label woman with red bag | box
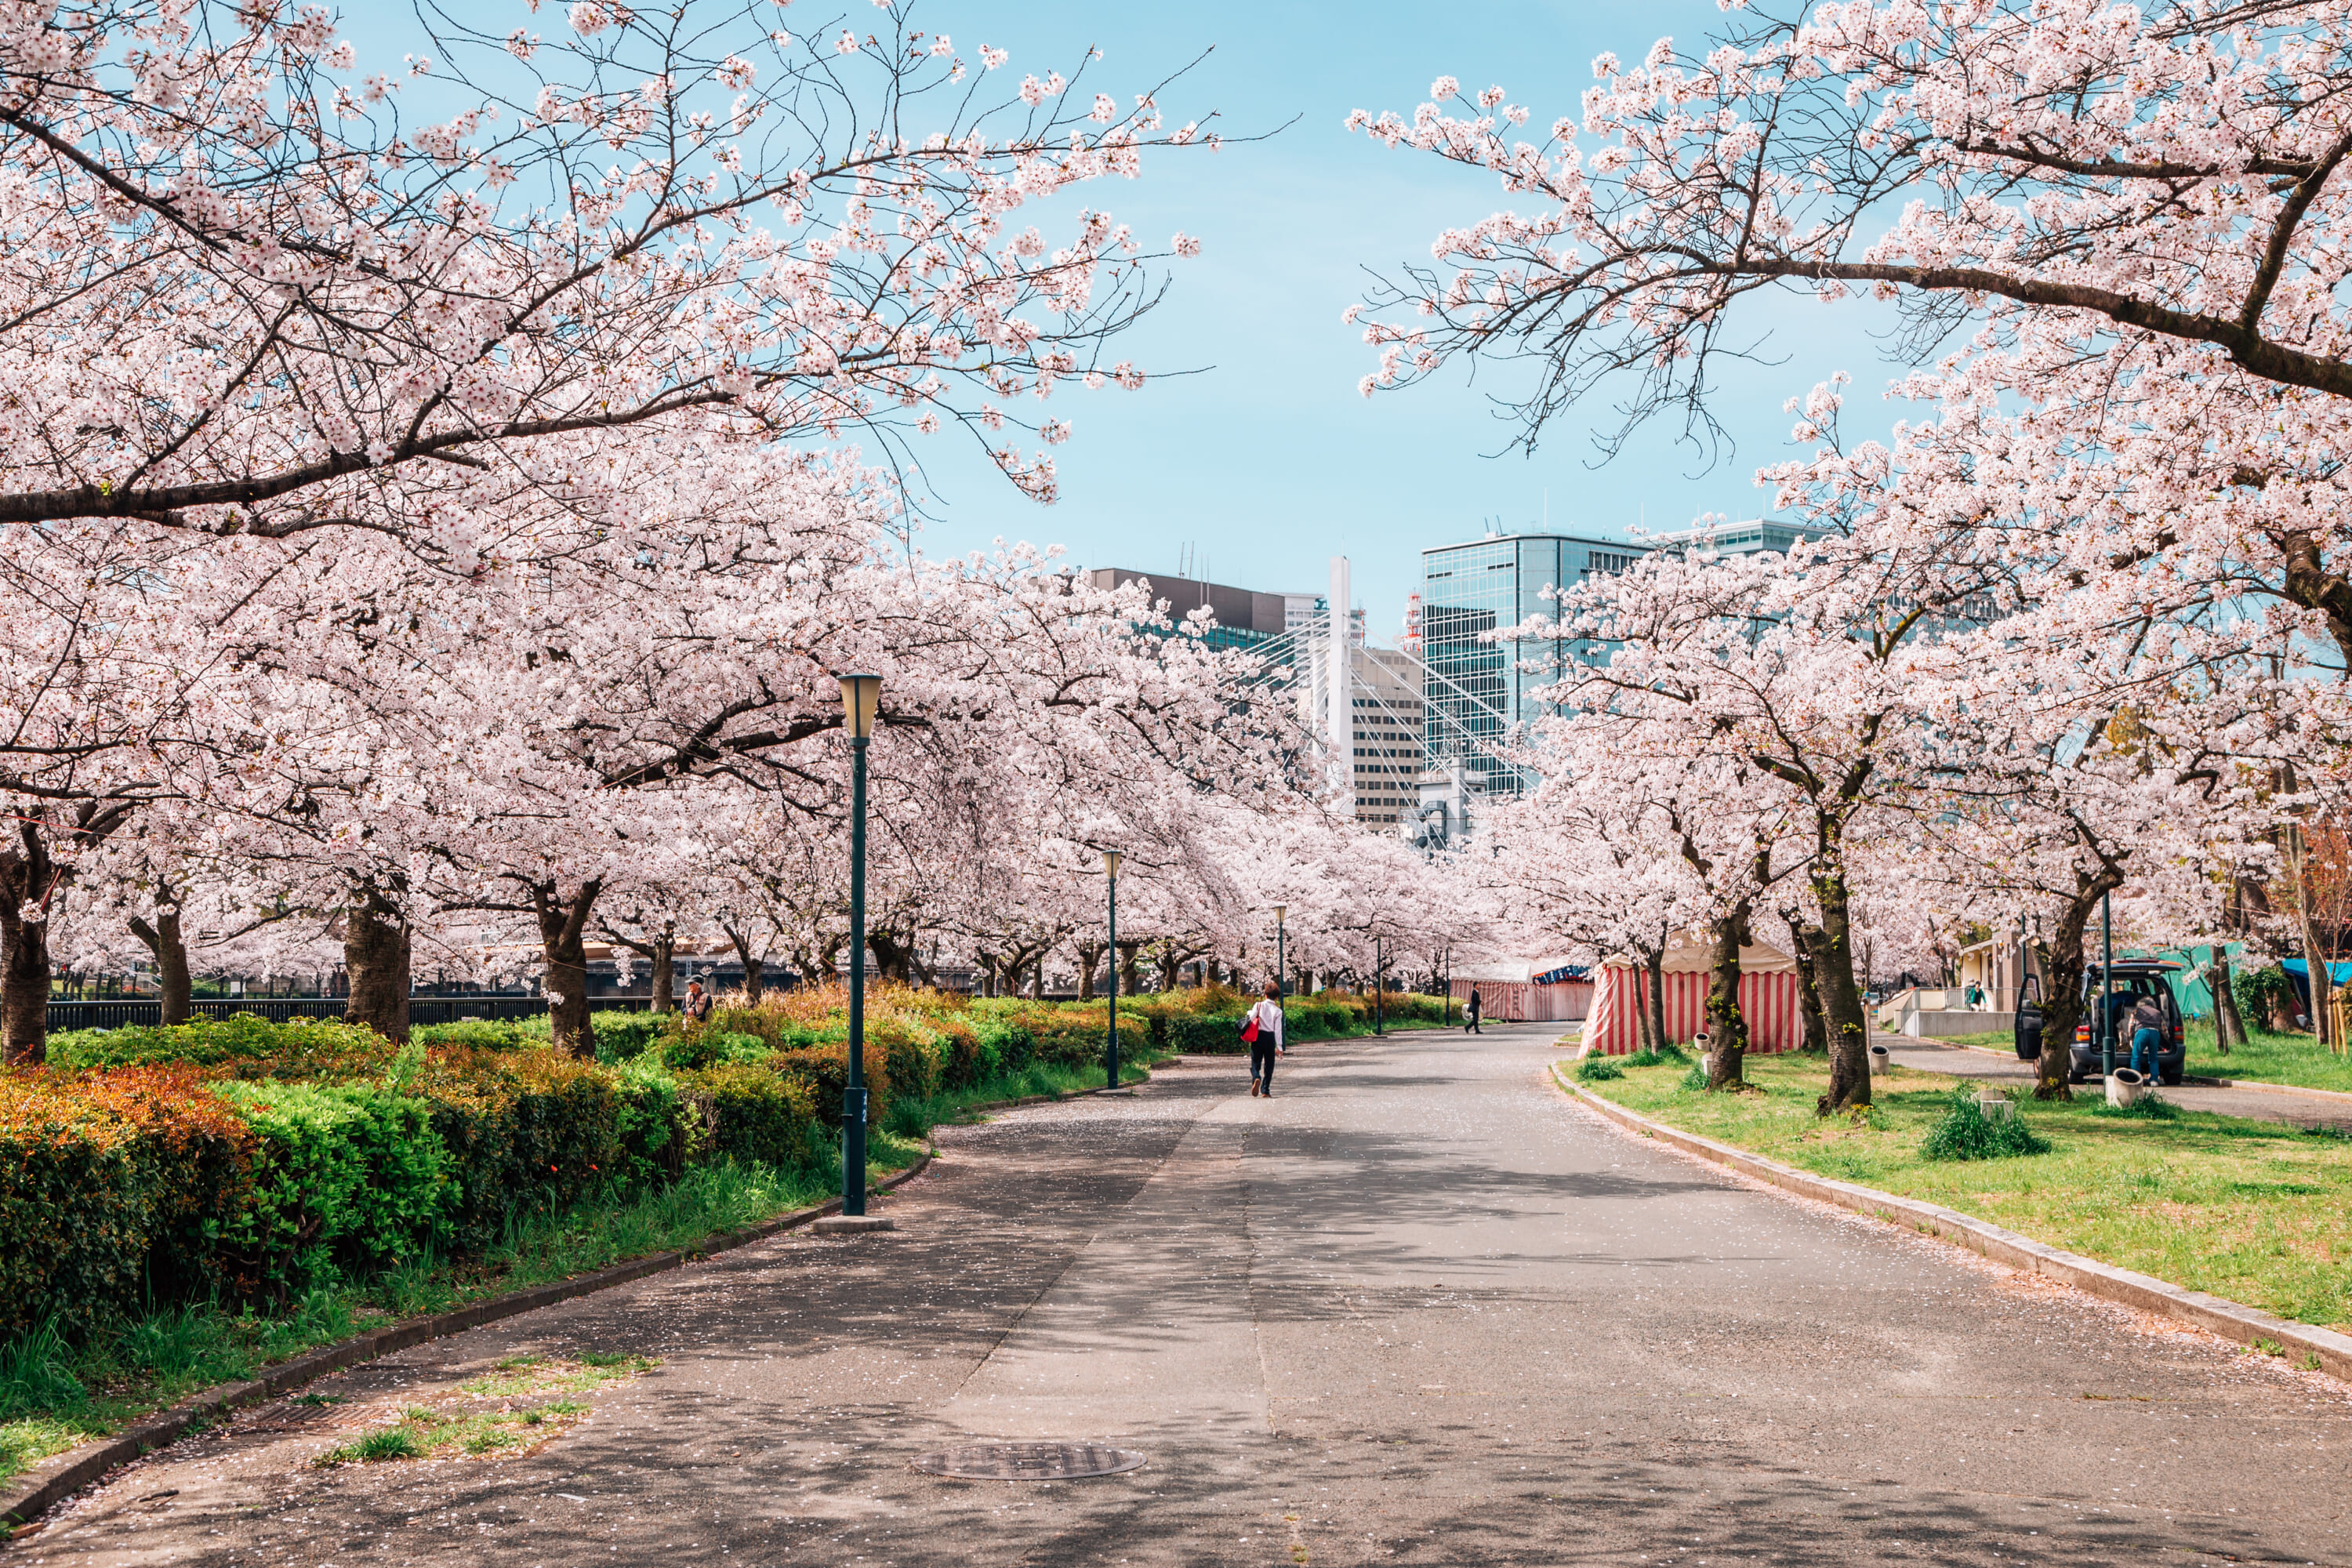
[1243,981,1286,1098]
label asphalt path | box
[19,1022,2352,1566]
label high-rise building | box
[1082,567,1294,652]
[1650,520,1819,556]
[1418,532,1641,790]
[1349,647,1424,829]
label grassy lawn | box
[1572,1053,2352,1330]
[1918,1020,2352,1095]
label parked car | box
[2013,961,2186,1084]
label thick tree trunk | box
[1074,940,1103,1003]
[2208,959,2245,1053]
[1811,867,1874,1112]
[650,924,675,1014]
[341,887,411,1043]
[1787,918,1829,1056]
[1703,905,1752,1090]
[2034,871,2122,1100]
[129,891,192,1027]
[535,880,604,1058]
[1643,946,1668,1056]
[1117,940,1142,996]
[0,826,60,1065]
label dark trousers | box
[2129,1026,2163,1079]
[1250,1040,1279,1088]
[1465,1014,1481,1034]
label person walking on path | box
[1245,982,1286,1098]
[2128,993,2167,1080]
[1465,986,1483,1035]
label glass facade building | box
[1420,533,1641,789]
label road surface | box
[19,1022,2352,1566]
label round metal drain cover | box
[911,1442,1147,1480]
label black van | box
[2013,961,2186,1085]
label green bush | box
[661,1030,770,1072]
[679,1063,822,1168]
[45,1014,397,1081]
[589,1011,666,1059]
[209,1082,448,1292]
[416,1048,626,1250]
[412,1020,532,1051]
[1921,1089,2053,1161]
[770,1044,891,1131]
[2232,964,2297,1027]
[1167,1014,1248,1054]
[1576,1055,1625,1081]
[0,1068,254,1334]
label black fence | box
[44,995,656,1032]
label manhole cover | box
[910,1442,1147,1480]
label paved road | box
[20,1023,2352,1566]
[1879,1036,2352,1132]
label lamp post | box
[1373,935,1385,1036]
[1102,849,1123,1091]
[2100,888,2115,1082]
[1273,906,1287,1000]
[838,673,880,1219]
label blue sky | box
[353,2,1909,637]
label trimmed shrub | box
[209,1082,448,1292]
[869,1017,943,1103]
[416,1047,626,1250]
[1921,1089,2053,1161]
[1167,1015,1248,1054]
[45,1014,397,1081]
[771,1044,892,1131]
[412,1020,532,1051]
[680,1063,822,1168]
[662,1030,769,1072]
[0,1067,255,1334]
[590,1010,666,1059]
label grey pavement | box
[18,1022,2352,1566]
[1879,1036,2352,1131]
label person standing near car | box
[2128,993,2167,1081]
[1245,982,1286,1098]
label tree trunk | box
[1074,940,1103,1003]
[341,887,412,1042]
[722,923,764,1001]
[1787,917,1829,1056]
[1810,866,1874,1111]
[2034,871,2122,1100]
[1117,939,1143,996]
[650,924,675,1014]
[1642,946,1668,1057]
[0,825,60,1065]
[1703,904,1752,1090]
[2208,958,2245,1053]
[535,880,604,1058]
[129,891,192,1027]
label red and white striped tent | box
[1582,933,1805,1056]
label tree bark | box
[0,825,60,1064]
[1643,946,1668,1056]
[722,922,764,1001]
[2208,958,2245,1054]
[341,885,412,1043]
[1703,904,1752,1090]
[1074,940,1103,1003]
[535,880,604,1058]
[1810,864,1875,1111]
[1787,917,1829,1056]
[649,924,675,1013]
[1117,940,1142,996]
[128,888,191,1027]
[2034,867,2123,1100]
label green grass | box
[1573,1054,2352,1329]
[315,1355,652,1468]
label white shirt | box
[1246,998,1285,1048]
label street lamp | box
[1102,849,1123,1091]
[837,672,880,1221]
[1373,935,1385,1036]
[2100,887,2114,1083]
[1273,906,1287,1000]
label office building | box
[1082,567,1297,652]
[1650,520,1819,556]
[1418,532,1642,790]
[1350,646,1424,828]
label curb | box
[1548,1063,2352,1386]
[0,1152,933,1534]
[1911,1036,2352,1108]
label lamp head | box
[1102,848,1123,880]
[1273,904,1287,924]
[836,673,882,740]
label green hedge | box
[209,1082,448,1293]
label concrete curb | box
[0,1152,933,1535]
[1923,1036,2352,1107]
[1548,1063,2352,1386]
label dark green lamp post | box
[1274,905,1287,1000]
[1102,848,1123,1090]
[838,672,880,1219]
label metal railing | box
[43,995,656,1031]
